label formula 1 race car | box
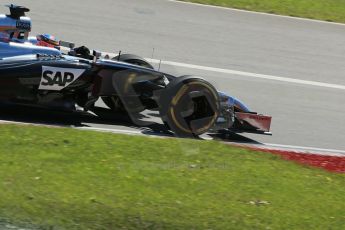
[0,5,271,137]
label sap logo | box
[39,66,86,91]
[41,71,74,86]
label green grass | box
[182,0,345,23]
[0,124,344,229]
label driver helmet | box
[36,34,59,48]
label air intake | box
[5,4,30,19]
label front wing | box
[234,112,272,135]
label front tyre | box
[158,76,219,137]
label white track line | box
[72,127,345,156]
[105,53,345,90]
[168,0,345,27]
[145,58,345,91]
[76,126,345,156]
[265,143,345,154]
[77,126,142,135]
[230,143,345,157]
[262,143,345,156]
[1,119,344,156]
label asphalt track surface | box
[2,0,345,151]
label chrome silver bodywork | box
[0,41,61,59]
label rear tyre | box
[112,54,154,69]
[102,54,154,113]
[158,76,219,137]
